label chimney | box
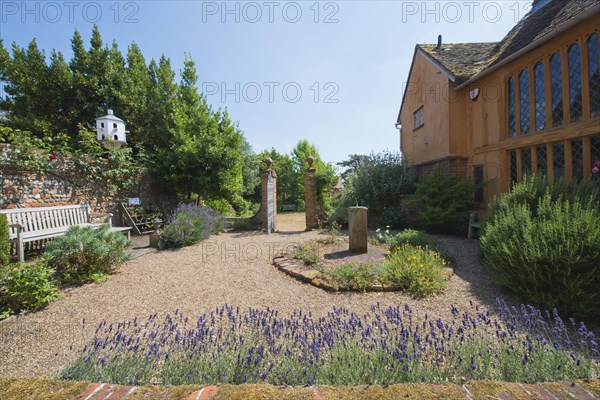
[437,35,442,50]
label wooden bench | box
[468,212,481,239]
[0,204,132,262]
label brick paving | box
[0,378,598,400]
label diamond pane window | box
[592,136,600,184]
[568,43,583,122]
[510,150,518,186]
[534,62,546,131]
[508,77,516,137]
[550,53,563,126]
[553,142,565,179]
[413,107,424,129]
[521,148,532,178]
[519,70,530,134]
[588,33,600,117]
[571,139,583,181]
[473,165,484,203]
[536,145,548,177]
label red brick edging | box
[0,378,598,400]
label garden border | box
[273,253,424,292]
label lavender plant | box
[159,204,225,249]
[59,300,598,386]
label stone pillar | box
[348,206,368,253]
[304,156,319,231]
[260,158,277,231]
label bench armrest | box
[8,223,23,231]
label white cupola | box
[95,109,127,148]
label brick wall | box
[415,156,469,179]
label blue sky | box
[0,1,530,164]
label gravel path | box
[0,230,515,379]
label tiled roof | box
[485,0,598,69]
[417,0,598,83]
[418,43,497,82]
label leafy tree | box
[259,148,296,208]
[0,25,252,206]
[291,139,337,211]
[150,56,244,201]
[0,39,50,136]
[121,43,151,149]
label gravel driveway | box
[0,230,514,378]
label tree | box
[291,139,337,211]
[0,39,51,136]
[121,43,151,149]
[150,56,245,202]
[0,25,253,207]
[259,148,295,208]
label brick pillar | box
[260,159,277,231]
[304,158,319,231]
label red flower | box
[594,161,600,169]
[49,154,57,160]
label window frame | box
[413,107,424,130]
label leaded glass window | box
[508,77,516,137]
[414,107,424,129]
[571,139,583,181]
[534,62,546,131]
[553,142,565,179]
[473,165,484,203]
[592,136,600,184]
[568,43,583,122]
[536,145,548,177]
[550,53,563,126]
[520,148,532,178]
[519,69,530,134]
[588,33,600,117]
[510,150,517,186]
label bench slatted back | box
[0,205,91,238]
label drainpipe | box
[395,122,403,159]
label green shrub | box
[205,198,234,216]
[230,218,258,231]
[326,206,348,227]
[409,169,474,235]
[0,214,9,266]
[46,225,131,284]
[327,261,381,290]
[480,178,600,318]
[329,152,415,225]
[382,244,449,296]
[293,244,320,265]
[380,206,406,228]
[485,175,599,223]
[0,261,57,318]
[159,203,225,249]
[388,229,453,263]
[230,194,256,217]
